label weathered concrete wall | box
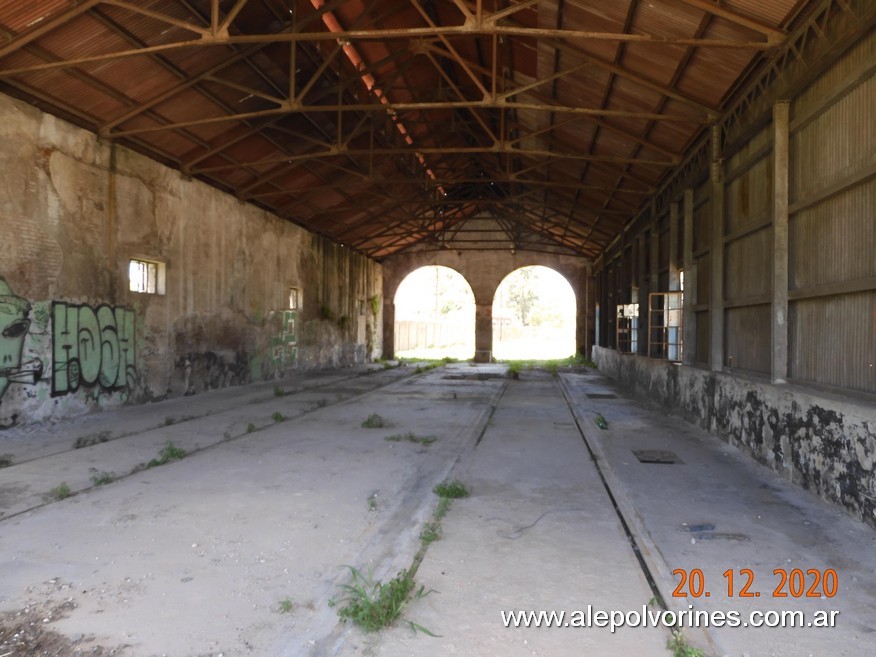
[593,347,876,527]
[381,248,593,360]
[0,92,381,428]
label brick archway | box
[381,250,593,361]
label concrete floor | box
[1,363,874,657]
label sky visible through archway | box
[493,266,576,360]
[394,266,475,360]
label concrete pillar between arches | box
[474,302,493,363]
[382,301,395,360]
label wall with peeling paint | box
[0,92,381,428]
[593,347,876,527]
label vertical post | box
[636,234,647,354]
[710,124,725,372]
[474,301,493,362]
[772,101,790,383]
[649,220,659,357]
[382,299,395,360]
[580,269,591,356]
[668,202,679,291]
[682,189,697,365]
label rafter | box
[672,0,787,43]
[0,0,102,60]
[0,23,775,80]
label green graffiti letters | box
[52,302,136,396]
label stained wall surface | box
[0,93,382,428]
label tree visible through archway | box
[394,266,475,359]
[492,266,576,360]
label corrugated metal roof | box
[0,0,814,258]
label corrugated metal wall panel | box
[789,291,876,393]
[696,253,711,305]
[725,305,771,374]
[696,311,710,364]
[790,73,876,203]
[725,155,773,233]
[725,228,771,300]
[693,197,711,253]
[659,229,669,273]
[790,178,876,290]
[793,33,876,124]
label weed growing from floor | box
[164,416,175,426]
[361,413,386,428]
[434,496,453,520]
[0,454,12,468]
[278,598,295,614]
[367,492,379,511]
[331,567,433,634]
[246,422,256,433]
[667,631,705,657]
[89,469,115,486]
[274,386,286,397]
[272,411,285,423]
[146,440,186,468]
[419,521,442,546]
[433,480,469,499]
[384,432,436,446]
[49,482,71,500]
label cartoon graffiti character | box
[0,276,43,403]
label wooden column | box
[772,101,790,383]
[636,234,647,354]
[669,202,680,291]
[682,189,697,365]
[709,124,725,372]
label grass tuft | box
[384,432,436,446]
[89,469,115,486]
[272,411,285,423]
[246,422,256,433]
[147,440,186,468]
[361,413,387,429]
[667,631,706,657]
[274,385,286,397]
[49,482,71,500]
[331,567,433,634]
[419,521,442,546]
[434,496,453,520]
[433,479,469,499]
[278,598,295,614]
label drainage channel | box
[556,375,722,656]
[554,376,668,608]
[3,367,410,470]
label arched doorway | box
[394,266,475,359]
[492,266,576,360]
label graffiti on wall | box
[52,301,136,396]
[270,310,298,369]
[0,277,43,404]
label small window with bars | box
[129,258,164,295]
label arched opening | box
[393,266,475,359]
[492,266,576,360]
